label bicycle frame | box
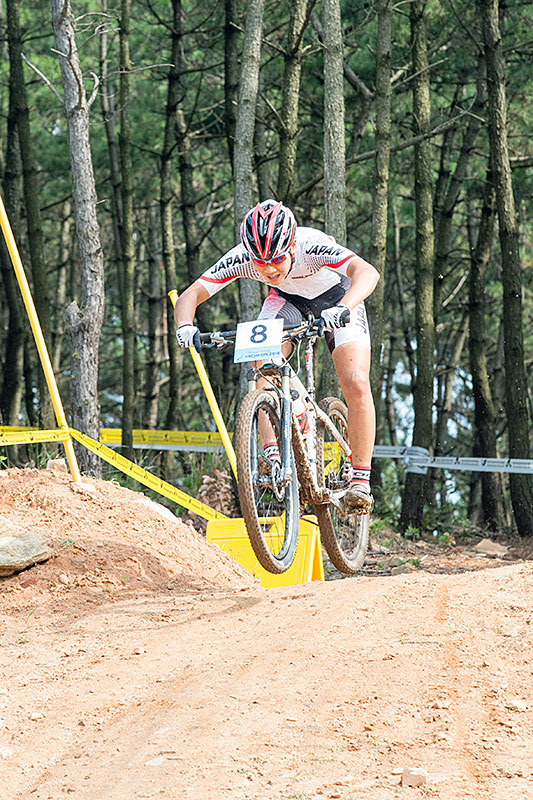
[246,326,352,508]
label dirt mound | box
[0,467,256,612]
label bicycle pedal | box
[321,488,346,514]
[348,507,372,517]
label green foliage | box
[403,525,421,541]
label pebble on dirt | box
[401,766,428,786]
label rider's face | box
[252,247,293,285]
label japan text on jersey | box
[198,227,357,300]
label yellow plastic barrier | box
[206,515,324,587]
[69,429,227,522]
[0,428,71,446]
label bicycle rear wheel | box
[315,397,369,575]
[234,389,300,573]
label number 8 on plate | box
[233,318,284,364]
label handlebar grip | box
[339,307,351,327]
[193,330,203,352]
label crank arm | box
[317,487,347,514]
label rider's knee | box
[342,370,371,401]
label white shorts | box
[259,286,371,352]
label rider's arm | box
[174,281,210,327]
[341,255,380,310]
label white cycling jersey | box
[198,227,356,299]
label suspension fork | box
[303,338,318,478]
[280,364,293,481]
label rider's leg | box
[332,341,375,511]
[255,340,293,462]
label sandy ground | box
[1,468,532,800]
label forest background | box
[0,0,531,536]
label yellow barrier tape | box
[69,429,227,521]
[0,428,71,446]
[100,428,232,447]
[0,426,39,433]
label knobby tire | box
[234,389,300,574]
[315,397,369,574]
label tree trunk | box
[7,0,53,428]
[143,204,163,429]
[322,0,346,244]
[234,0,264,309]
[433,62,486,318]
[52,200,71,375]
[468,170,506,530]
[400,0,435,533]
[434,315,468,461]
[318,0,346,401]
[365,0,392,491]
[432,84,463,224]
[277,0,308,205]
[160,0,186,477]
[23,337,36,427]
[254,74,272,199]
[119,0,136,462]
[392,202,415,386]
[0,236,24,429]
[51,0,105,477]
[0,87,25,431]
[480,0,533,535]
[224,0,240,168]
[99,0,123,271]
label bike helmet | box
[240,199,297,261]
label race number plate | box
[233,318,283,364]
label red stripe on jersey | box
[199,275,236,284]
[326,254,354,269]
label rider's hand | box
[176,324,199,348]
[319,305,350,331]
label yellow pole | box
[0,194,82,482]
[168,290,237,479]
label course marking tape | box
[0,426,39,433]
[69,429,227,521]
[0,428,71,446]
[100,428,231,447]
[3,426,532,475]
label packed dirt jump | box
[1,467,532,800]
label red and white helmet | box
[240,199,297,261]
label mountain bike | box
[196,315,370,575]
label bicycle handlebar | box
[195,309,351,351]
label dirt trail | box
[1,469,532,800]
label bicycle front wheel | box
[315,397,369,575]
[234,389,300,574]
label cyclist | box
[174,199,379,513]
